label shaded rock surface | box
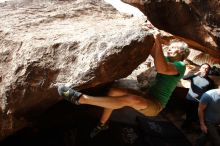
[0,100,192,146]
[0,0,154,138]
[123,0,220,57]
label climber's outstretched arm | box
[153,34,179,75]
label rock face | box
[123,0,220,57]
[0,0,154,138]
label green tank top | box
[148,61,186,107]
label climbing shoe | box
[90,122,109,138]
[58,85,82,105]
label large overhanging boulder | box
[123,0,220,57]
[0,0,154,139]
